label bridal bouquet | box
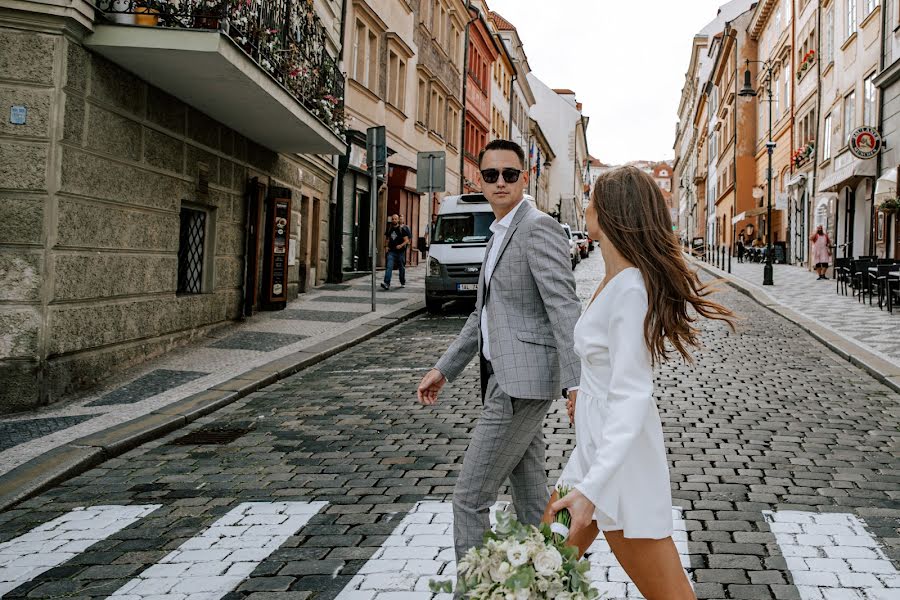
[431,486,600,599]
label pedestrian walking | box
[810,225,832,280]
[416,139,581,567]
[547,166,735,599]
[381,214,410,290]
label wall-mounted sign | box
[848,126,882,160]
[262,191,292,308]
[9,106,26,125]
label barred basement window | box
[177,207,207,294]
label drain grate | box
[168,425,254,446]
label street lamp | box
[739,59,778,286]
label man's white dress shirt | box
[481,199,525,361]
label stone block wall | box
[0,19,335,412]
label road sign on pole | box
[416,151,446,193]
[367,126,386,312]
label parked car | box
[425,193,536,313]
[572,231,590,258]
[561,224,580,269]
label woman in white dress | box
[545,166,734,600]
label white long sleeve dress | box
[558,267,674,539]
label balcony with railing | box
[87,0,346,154]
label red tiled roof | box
[489,11,516,31]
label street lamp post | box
[739,60,777,286]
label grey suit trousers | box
[452,372,552,562]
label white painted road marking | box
[0,504,161,597]
[765,510,900,600]
[108,501,327,600]
[334,502,692,600]
[585,507,692,599]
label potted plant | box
[878,197,900,214]
[193,0,224,29]
[134,0,161,26]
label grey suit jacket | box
[434,200,581,400]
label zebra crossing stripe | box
[585,507,692,599]
[0,504,161,597]
[764,510,900,600]
[334,502,692,600]
[108,501,327,599]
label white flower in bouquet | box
[429,487,600,599]
[505,542,529,567]
[533,546,563,576]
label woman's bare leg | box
[603,530,695,600]
[541,491,600,558]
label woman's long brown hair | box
[591,166,735,364]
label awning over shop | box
[732,206,772,225]
[818,157,877,191]
[786,173,808,188]
[815,192,837,210]
[875,170,897,203]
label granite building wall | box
[0,21,335,412]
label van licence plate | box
[457,284,478,291]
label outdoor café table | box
[888,272,900,312]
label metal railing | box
[95,0,346,135]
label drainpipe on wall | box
[875,0,888,257]
[810,0,823,268]
[326,0,352,284]
[460,1,476,193]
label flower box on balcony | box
[792,141,815,168]
[796,50,816,81]
[89,0,347,153]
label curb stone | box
[688,255,900,395]
[0,301,427,512]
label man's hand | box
[566,389,578,426]
[548,488,595,540]
[417,369,447,405]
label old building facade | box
[0,0,346,411]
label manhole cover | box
[168,426,254,446]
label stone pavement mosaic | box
[0,415,96,453]
[0,266,429,479]
[0,254,894,599]
[712,260,900,368]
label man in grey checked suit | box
[417,139,581,562]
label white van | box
[426,193,534,313]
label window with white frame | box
[447,104,459,147]
[417,75,428,125]
[843,90,856,142]
[865,0,878,17]
[825,7,834,63]
[847,0,857,38]
[823,113,833,159]
[864,73,876,125]
[782,69,789,117]
[387,50,407,111]
[430,88,446,136]
[352,19,379,92]
[775,0,783,33]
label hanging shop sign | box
[848,126,882,160]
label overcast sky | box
[486,0,731,165]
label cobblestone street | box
[0,252,896,600]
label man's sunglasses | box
[480,168,522,184]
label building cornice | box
[748,0,777,41]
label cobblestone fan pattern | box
[724,261,900,366]
[0,416,95,452]
[0,265,896,599]
[0,270,426,477]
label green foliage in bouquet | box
[430,487,599,599]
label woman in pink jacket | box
[810,225,832,280]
